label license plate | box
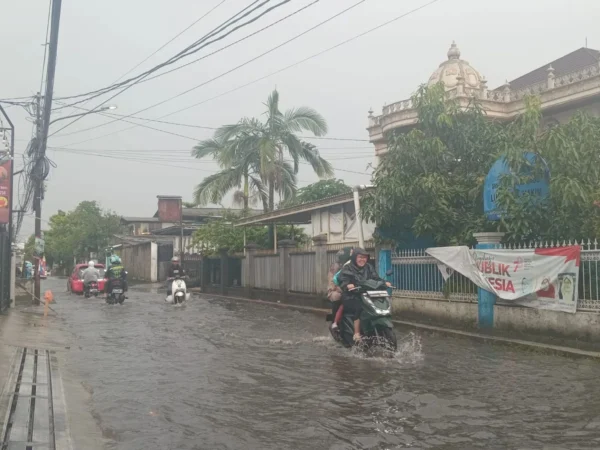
[112,289,123,294]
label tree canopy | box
[281,179,352,208]
[43,201,122,268]
[191,211,307,255]
[191,89,333,212]
[363,83,600,245]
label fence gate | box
[0,230,10,312]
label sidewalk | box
[0,305,105,450]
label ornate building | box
[367,42,600,160]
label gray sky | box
[2,0,599,240]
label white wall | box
[391,296,600,341]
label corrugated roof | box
[153,207,263,218]
[234,191,361,227]
[496,47,600,91]
[121,217,160,223]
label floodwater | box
[45,278,600,450]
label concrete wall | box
[391,295,600,341]
[120,242,158,282]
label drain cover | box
[0,348,70,450]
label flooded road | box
[45,278,600,449]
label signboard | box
[0,161,10,224]
[427,245,580,313]
[484,153,549,221]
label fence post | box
[219,248,229,296]
[278,240,295,302]
[473,232,505,329]
[200,255,210,291]
[377,245,392,295]
[313,234,328,297]
[244,243,258,299]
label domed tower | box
[427,42,486,95]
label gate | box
[0,230,11,312]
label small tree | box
[281,179,352,208]
[192,212,307,255]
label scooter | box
[327,272,397,354]
[84,281,99,298]
[165,275,190,304]
[106,278,126,305]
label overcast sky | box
[2,0,599,240]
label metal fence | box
[391,249,477,302]
[254,254,280,290]
[289,253,316,293]
[391,239,600,311]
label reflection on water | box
[46,279,600,450]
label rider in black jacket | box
[338,248,390,342]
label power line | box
[51,101,370,145]
[51,0,366,139]
[125,0,320,87]
[112,0,230,84]
[52,0,438,148]
[48,146,373,152]
[53,101,370,142]
[48,0,288,135]
[53,0,283,107]
[49,146,368,178]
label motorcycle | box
[327,272,397,354]
[106,278,126,305]
[165,275,190,304]
[84,281,99,298]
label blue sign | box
[484,153,549,221]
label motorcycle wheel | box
[378,327,397,352]
[118,295,125,304]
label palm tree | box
[191,89,333,212]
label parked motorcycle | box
[106,279,126,305]
[327,272,397,354]
[84,281,99,299]
[165,275,190,304]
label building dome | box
[427,42,485,91]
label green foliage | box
[192,89,332,212]
[43,201,123,270]
[364,83,600,245]
[191,211,308,255]
[281,179,351,208]
[23,234,35,262]
[496,98,600,241]
[364,83,504,245]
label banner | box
[426,246,580,313]
[0,161,10,224]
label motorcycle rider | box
[338,248,391,343]
[167,256,185,296]
[82,261,99,294]
[328,247,352,332]
[105,255,127,297]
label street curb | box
[192,290,600,359]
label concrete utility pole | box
[34,0,62,304]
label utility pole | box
[34,0,62,304]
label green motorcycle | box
[328,277,397,353]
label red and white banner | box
[426,246,580,313]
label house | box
[367,43,600,161]
[234,191,375,250]
[120,195,262,255]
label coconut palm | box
[191,89,333,212]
